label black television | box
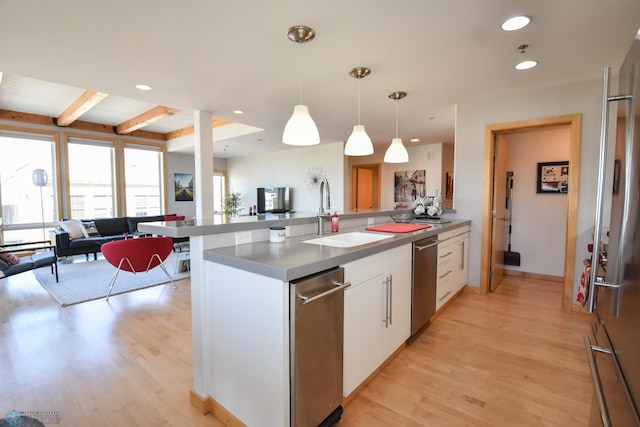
[257,187,291,214]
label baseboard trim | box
[189,389,246,427]
[503,269,563,283]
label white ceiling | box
[1,0,639,159]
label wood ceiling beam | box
[165,118,233,141]
[56,90,108,126]
[116,105,180,134]
[0,109,166,141]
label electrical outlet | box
[235,231,252,245]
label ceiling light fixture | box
[515,44,537,70]
[233,110,244,115]
[344,67,374,156]
[501,16,530,31]
[135,84,152,91]
[282,25,320,146]
[384,91,409,163]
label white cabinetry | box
[343,244,411,396]
[436,225,469,311]
[452,227,469,292]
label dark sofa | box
[51,214,187,259]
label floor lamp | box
[32,169,48,241]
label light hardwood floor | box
[340,276,593,426]
[1,269,592,426]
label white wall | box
[453,79,604,296]
[348,143,444,209]
[504,127,570,277]
[226,141,345,214]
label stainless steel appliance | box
[586,36,640,426]
[412,236,438,335]
[290,267,350,426]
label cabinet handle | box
[439,251,453,259]
[439,270,452,279]
[298,281,351,304]
[438,290,452,301]
[388,274,393,326]
[460,240,465,270]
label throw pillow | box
[0,250,20,266]
[59,219,86,240]
[82,220,101,237]
[164,215,186,221]
[0,256,11,271]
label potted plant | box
[224,192,243,217]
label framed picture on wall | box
[536,161,569,194]
[174,173,194,201]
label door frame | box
[350,163,381,210]
[479,114,581,310]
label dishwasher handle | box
[299,281,351,304]
[415,240,440,251]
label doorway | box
[351,164,381,210]
[479,114,581,309]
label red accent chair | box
[101,236,176,301]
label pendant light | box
[384,91,409,163]
[283,25,320,146]
[344,67,374,156]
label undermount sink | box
[302,231,392,248]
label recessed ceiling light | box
[502,16,530,31]
[410,138,420,143]
[515,60,538,70]
[136,84,152,91]
[233,110,244,115]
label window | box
[0,128,57,243]
[123,143,164,216]
[213,170,226,213]
[66,136,117,219]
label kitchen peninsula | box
[139,210,470,426]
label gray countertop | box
[137,208,454,238]
[203,220,470,281]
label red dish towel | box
[365,223,432,233]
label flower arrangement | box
[413,189,443,217]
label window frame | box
[122,139,167,216]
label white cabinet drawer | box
[385,244,411,270]
[344,252,385,287]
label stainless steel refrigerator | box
[586,35,640,426]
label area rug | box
[34,252,190,306]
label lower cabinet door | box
[343,275,384,395]
[382,261,411,357]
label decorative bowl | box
[390,213,415,223]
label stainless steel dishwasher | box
[290,267,350,427]
[412,236,438,335]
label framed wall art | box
[536,161,569,194]
[174,173,194,201]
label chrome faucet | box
[317,178,331,235]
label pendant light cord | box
[357,77,362,125]
[298,43,303,105]
[395,100,399,138]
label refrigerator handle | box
[588,68,632,313]
[589,67,612,313]
[584,335,612,427]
